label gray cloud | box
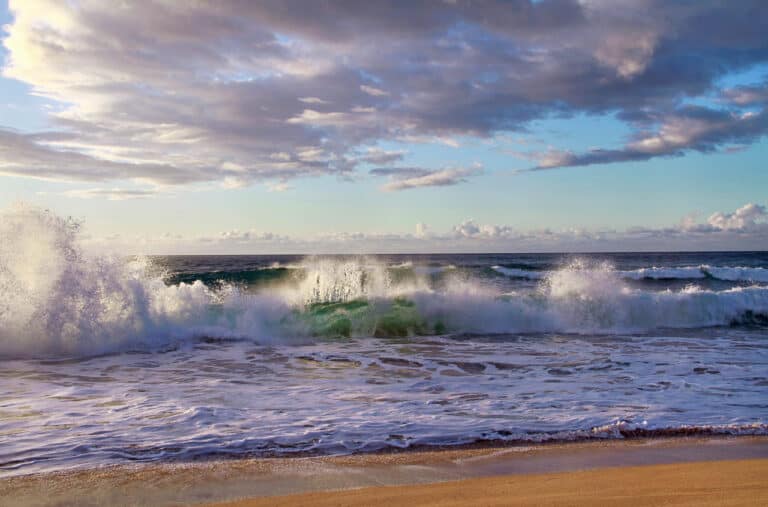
[0,129,200,184]
[721,81,768,107]
[356,148,406,165]
[530,106,768,170]
[2,0,768,188]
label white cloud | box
[707,203,767,231]
[452,220,515,239]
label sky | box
[0,0,767,253]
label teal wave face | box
[286,298,447,339]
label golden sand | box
[2,437,767,506]
[211,458,768,507]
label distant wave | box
[619,266,707,280]
[703,266,768,283]
[621,265,768,282]
[491,265,546,279]
[492,264,768,283]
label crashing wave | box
[2,205,768,358]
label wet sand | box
[211,459,768,507]
[2,437,767,506]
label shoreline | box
[2,435,767,506]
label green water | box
[288,298,446,339]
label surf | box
[2,205,768,359]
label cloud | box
[298,97,330,104]
[438,202,768,250]
[452,219,515,239]
[530,106,768,170]
[360,84,389,97]
[218,229,284,242]
[1,0,768,187]
[371,165,482,191]
[356,147,406,165]
[285,109,354,126]
[266,181,293,192]
[707,203,767,231]
[721,82,768,107]
[59,188,161,201]
[0,129,201,184]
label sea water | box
[1,206,767,476]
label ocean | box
[1,216,767,477]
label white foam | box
[3,335,766,476]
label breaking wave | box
[2,205,768,358]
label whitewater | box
[1,205,767,476]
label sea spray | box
[0,205,287,357]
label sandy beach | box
[2,437,767,506]
[211,459,768,507]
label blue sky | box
[1,1,767,253]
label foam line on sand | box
[2,437,767,506]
